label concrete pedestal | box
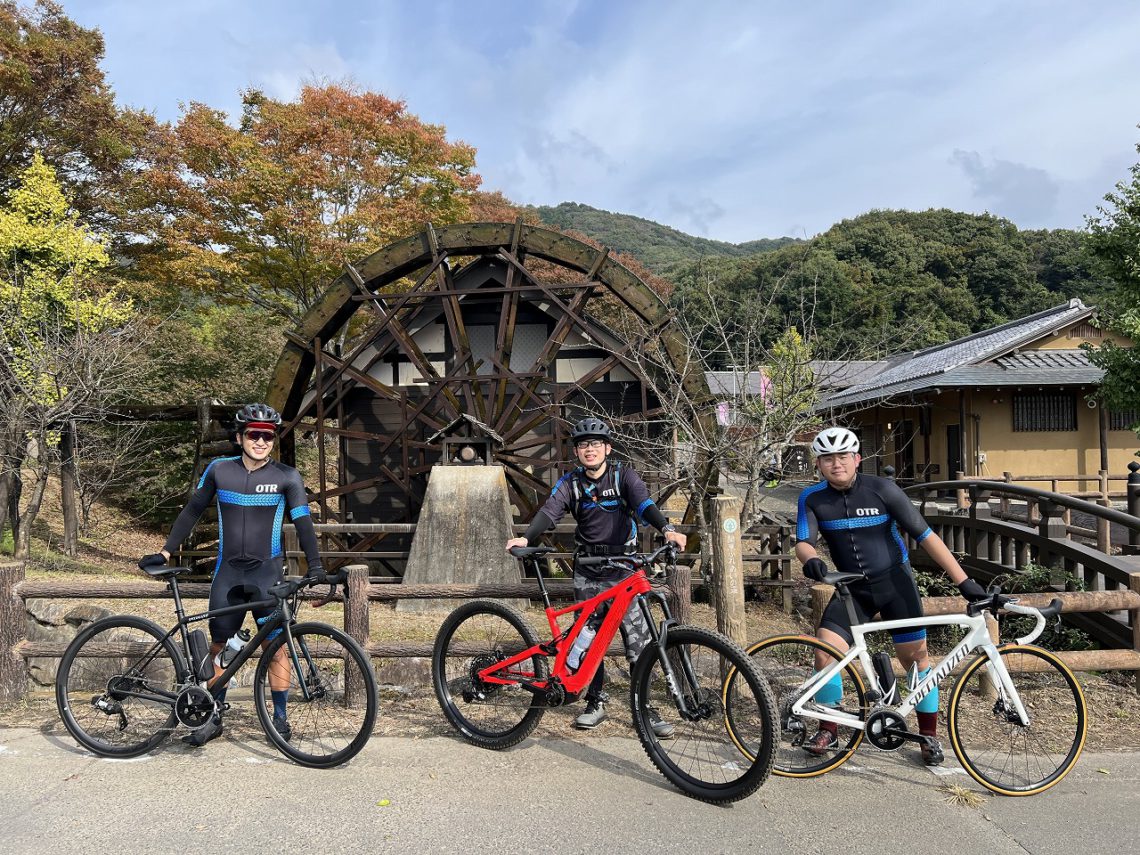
[397,465,526,612]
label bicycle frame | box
[482,548,706,717]
[477,568,660,696]
[124,574,321,708]
[792,611,1032,730]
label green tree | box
[0,1,158,236]
[1085,140,1140,421]
[0,153,139,556]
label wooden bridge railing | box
[902,479,1140,654]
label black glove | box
[305,566,326,583]
[802,558,828,582]
[957,578,988,602]
[138,553,167,570]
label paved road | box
[2,724,1137,855]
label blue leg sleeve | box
[814,671,843,705]
[915,667,938,713]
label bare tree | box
[0,309,154,558]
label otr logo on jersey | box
[855,507,881,516]
[255,484,279,494]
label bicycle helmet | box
[570,417,613,443]
[811,426,860,456]
[234,402,282,432]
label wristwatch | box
[662,523,677,534]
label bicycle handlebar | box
[966,587,1063,645]
[269,570,348,601]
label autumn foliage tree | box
[139,84,482,324]
[0,1,158,237]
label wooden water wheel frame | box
[266,221,712,561]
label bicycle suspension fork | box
[638,592,705,720]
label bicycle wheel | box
[740,635,868,777]
[947,644,1086,796]
[432,599,548,750]
[631,625,777,804]
[253,622,378,769]
[55,615,187,758]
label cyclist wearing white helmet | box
[795,425,986,766]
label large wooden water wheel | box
[266,221,710,570]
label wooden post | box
[1036,499,1067,573]
[709,495,747,648]
[1097,470,1111,555]
[283,525,301,576]
[0,561,27,704]
[1130,571,1140,695]
[343,564,371,706]
[1127,463,1140,556]
[665,555,691,627]
[810,584,833,631]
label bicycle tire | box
[432,599,548,750]
[631,625,777,804]
[55,615,187,758]
[253,622,378,769]
[738,635,868,777]
[947,644,1087,796]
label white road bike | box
[728,571,1087,796]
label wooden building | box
[821,299,1136,481]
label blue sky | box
[69,0,1140,242]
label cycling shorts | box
[819,563,925,646]
[208,557,281,642]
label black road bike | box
[55,565,377,768]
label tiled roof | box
[705,359,890,398]
[823,299,1094,407]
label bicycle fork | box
[639,594,707,721]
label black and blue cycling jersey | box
[164,456,321,573]
[164,456,323,642]
[522,460,669,552]
[796,473,932,579]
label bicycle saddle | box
[823,571,864,587]
[141,564,192,579]
[509,546,555,558]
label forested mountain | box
[663,208,1109,364]
[529,202,800,275]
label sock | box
[917,711,938,737]
[272,690,288,720]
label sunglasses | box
[243,430,276,443]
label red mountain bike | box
[431,543,777,803]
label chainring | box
[865,709,908,751]
[175,685,216,728]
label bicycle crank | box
[175,685,216,728]
[864,709,908,751]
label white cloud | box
[66,0,1140,241]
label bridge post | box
[1036,499,1067,577]
[968,486,991,563]
[1127,462,1140,556]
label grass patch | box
[938,783,986,808]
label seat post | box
[836,582,862,631]
[530,556,553,610]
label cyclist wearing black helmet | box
[139,403,323,747]
[506,416,686,734]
